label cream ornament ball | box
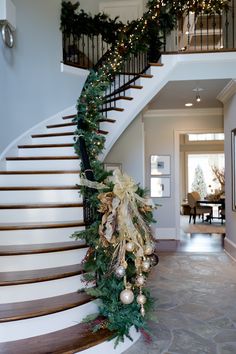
[125,241,135,252]
[120,288,134,304]
[136,275,146,287]
[137,294,147,305]
[142,259,151,272]
[115,265,126,278]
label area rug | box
[183,223,225,234]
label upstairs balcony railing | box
[163,6,235,52]
[62,2,235,71]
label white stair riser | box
[6,159,80,171]
[0,247,88,271]
[0,207,83,223]
[31,135,75,144]
[18,147,76,157]
[0,174,80,186]
[0,226,85,245]
[0,274,89,303]
[46,126,75,134]
[0,300,99,342]
[80,326,141,354]
[0,189,82,204]
[99,121,113,135]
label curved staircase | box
[0,108,142,353]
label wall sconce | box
[0,0,16,48]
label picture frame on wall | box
[232,128,236,211]
[151,155,171,175]
[151,177,171,198]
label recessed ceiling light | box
[185,103,193,107]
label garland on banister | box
[61,0,230,346]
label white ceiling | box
[148,79,230,110]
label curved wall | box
[0,0,84,153]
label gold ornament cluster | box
[81,169,158,316]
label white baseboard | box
[224,237,236,262]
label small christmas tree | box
[191,165,207,199]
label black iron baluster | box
[225,8,229,48]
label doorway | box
[175,131,225,252]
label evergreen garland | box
[61,1,123,43]
[61,0,230,346]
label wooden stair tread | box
[0,170,80,175]
[104,96,133,104]
[98,118,116,123]
[62,114,76,120]
[0,186,80,191]
[0,202,83,209]
[0,292,92,323]
[6,156,79,161]
[129,84,143,89]
[139,73,153,78]
[18,144,74,149]
[0,263,84,286]
[0,220,85,231]
[32,132,74,138]
[47,122,76,129]
[0,323,112,353]
[6,155,79,161]
[119,72,153,78]
[104,84,143,99]
[149,62,164,66]
[97,129,108,135]
[99,107,124,113]
[0,241,86,256]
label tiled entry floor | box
[124,252,236,354]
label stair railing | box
[61,0,231,226]
[164,1,235,52]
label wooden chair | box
[187,192,213,224]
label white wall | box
[107,108,223,239]
[223,90,236,259]
[144,109,223,238]
[104,114,144,186]
[77,0,147,16]
[0,0,84,153]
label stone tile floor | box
[123,252,236,354]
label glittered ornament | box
[149,253,159,267]
[140,306,145,317]
[115,265,126,278]
[136,248,144,257]
[142,259,151,272]
[126,241,135,252]
[137,294,147,305]
[136,274,146,287]
[144,243,155,256]
[120,288,134,304]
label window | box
[187,133,224,142]
[187,153,225,198]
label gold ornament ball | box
[144,244,154,256]
[126,241,135,252]
[120,289,134,304]
[142,260,150,272]
[137,294,147,305]
[136,275,146,286]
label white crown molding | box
[217,79,236,104]
[143,107,223,118]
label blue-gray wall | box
[0,0,84,153]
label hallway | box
[124,252,236,354]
